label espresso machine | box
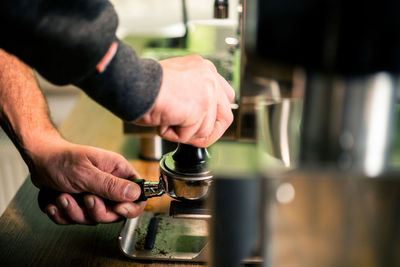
[120,0,400,265]
[210,0,400,266]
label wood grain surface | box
[0,94,204,266]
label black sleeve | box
[0,0,162,121]
[77,41,162,121]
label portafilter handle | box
[38,144,210,212]
[38,179,163,213]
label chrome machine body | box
[211,0,400,266]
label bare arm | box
[0,50,59,165]
[0,49,145,224]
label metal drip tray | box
[119,212,209,262]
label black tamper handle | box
[171,143,210,174]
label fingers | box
[84,147,144,201]
[193,89,218,138]
[175,58,234,146]
[44,193,142,225]
[45,205,71,225]
[204,59,235,103]
[83,195,121,223]
[85,169,143,202]
[45,193,96,225]
[190,91,234,147]
[217,73,235,103]
[113,201,146,218]
[184,81,234,146]
[193,71,234,146]
[173,94,218,144]
[157,125,180,143]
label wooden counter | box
[0,94,202,266]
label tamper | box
[136,143,213,201]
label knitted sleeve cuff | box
[76,40,162,121]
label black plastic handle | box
[171,143,210,174]
[37,179,147,213]
[132,179,148,202]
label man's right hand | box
[134,55,235,148]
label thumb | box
[85,168,142,202]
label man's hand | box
[28,136,145,225]
[135,55,235,147]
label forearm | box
[0,49,61,168]
[0,0,162,121]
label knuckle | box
[103,176,119,196]
[30,176,41,188]
[176,129,192,143]
[191,138,208,148]
[228,88,235,102]
[68,176,85,193]
[126,205,141,218]
[221,118,231,131]
[219,106,234,124]
[200,87,216,107]
[199,121,214,138]
[53,219,67,225]
[188,54,203,61]
[112,151,125,161]
[227,110,234,124]
[204,58,215,67]
[91,212,104,223]
[205,60,218,73]
[113,162,125,174]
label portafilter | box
[135,143,213,202]
[38,144,212,212]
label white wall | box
[112,0,239,38]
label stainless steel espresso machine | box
[210,0,400,266]
[119,0,400,265]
